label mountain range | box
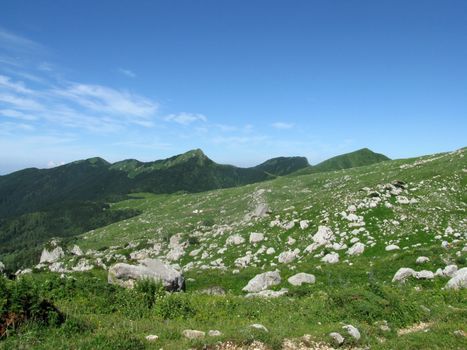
[0,147,389,269]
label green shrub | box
[134,278,164,309]
[0,276,64,338]
[155,293,196,319]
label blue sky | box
[0,0,466,174]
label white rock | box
[343,324,361,340]
[249,232,264,244]
[287,273,316,286]
[312,226,335,246]
[208,330,222,337]
[445,267,467,290]
[108,258,184,291]
[321,252,339,264]
[443,265,458,277]
[226,234,245,245]
[242,270,281,293]
[287,236,296,245]
[40,245,65,264]
[182,329,205,339]
[278,249,299,264]
[385,244,400,251]
[0,261,4,273]
[392,268,415,283]
[145,335,159,342]
[329,332,344,345]
[70,245,83,256]
[347,242,365,256]
[246,288,288,298]
[416,256,430,264]
[250,324,268,332]
[266,247,276,255]
[299,220,309,230]
[414,270,434,279]
[347,205,357,213]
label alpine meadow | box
[0,1,466,350]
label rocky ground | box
[2,148,466,349]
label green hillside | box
[1,147,465,349]
[294,148,390,176]
[254,156,309,176]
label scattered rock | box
[329,332,344,345]
[208,330,222,337]
[385,244,400,251]
[145,335,159,342]
[246,288,288,298]
[249,232,264,244]
[278,249,300,264]
[287,273,316,286]
[414,270,434,280]
[392,268,415,283]
[445,267,467,290]
[70,245,84,256]
[40,244,65,264]
[416,256,430,264]
[226,234,245,246]
[242,270,281,293]
[250,324,268,332]
[343,324,361,340]
[312,226,335,246]
[321,252,339,264]
[347,242,365,256]
[182,329,205,339]
[108,258,184,291]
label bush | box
[155,293,196,319]
[134,278,164,309]
[0,276,64,338]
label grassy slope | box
[1,148,466,349]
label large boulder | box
[0,261,5,273]
[445,267,467,290]
[40,245,65,264]
[108,258,185,291]
[347,242,365,256]
[242,270,281,293]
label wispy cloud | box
[164,112,207,125]
[118,68,136,78]
[0,28,45,53]
[271,122,295,129]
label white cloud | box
[0,75,34,94]
[118,68,136,78]
[55,83,158,118]
[0,92,44,110]
[0,109,38,120]
[271,122,295,129]
[164,112,207,125]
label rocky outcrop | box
[108,258,184,291]
[40,243,65,264]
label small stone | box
[145,335,159,342]
[182,329,205,339]
[208,330,222,337]
[287,273,316,286]
[343,324,361,340]
[250,324,268,332]
[329,332,344,345]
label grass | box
[1,148,466,348]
